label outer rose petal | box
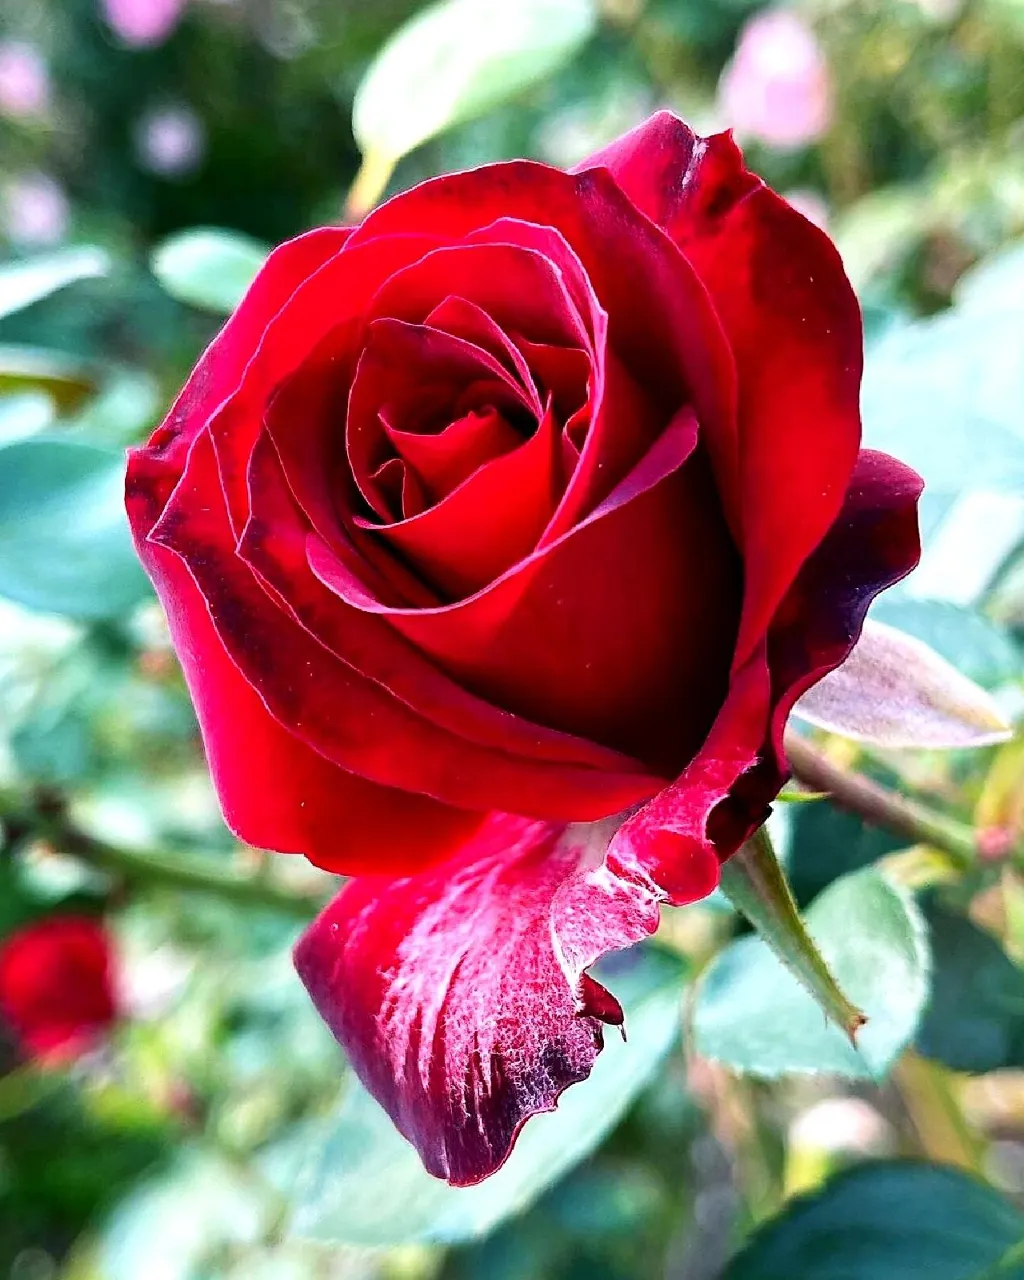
[579,111,862,660]
[612,447,923,886]
[294,813,718,1185]
[0,916,118,1062]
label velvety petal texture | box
[126,111,921,1186]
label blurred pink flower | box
[0,41,50,120]
[2,172,68,246]
[135,104,206,177]
[101,0,187,48]
[718,8,832,149]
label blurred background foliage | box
[2,0,1024,1276]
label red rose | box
[0,915,118,1062]
[127,112,921,1184]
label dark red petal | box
[346,317,534,515]
[126,226,350,538]
[154,430,657,828]
[367,402,562,600]
[368,240,592,349]
[579,112,862,662]
[239,432,661,811]
[207,232,446,535]
[348,160,738,534]
[293,813,718,1186]
[768,448,925,754]
[130,439,482,873]
[610,448,923,891]
[383,405,524,505]
[424,295,542,409]
[323,410,741,775]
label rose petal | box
[366,402,563,600]
[293,812,718,1185]
[368,239,593,350]
[127,226,350,532]
[349,160,738,536]
[150,429,657,827]
[129,435,484,873]
[346,317,534,516]
[611,449,923,888]
[243,431,651,778]
[425,294,544,411]
[318,409,741,774]
[579,112,862,661]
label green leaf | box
[793,620,1011,749]
[0,391,54,444]
[954,238,1024,315]
[719,829,866,1045]
[0,438,150,619]
[353,0,596,167]
[0,343,97,412]
[150,228,270,314]
[785,800,903,909]
[286,944,686,1246]
[872,598,1022,689]
[861,309,1024,496]
[724,1162,1024,1280]
[0,247,110,322]
[100,1149,268,1280]
[916,898,1024,1073]
[693,867,930,1080]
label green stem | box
[3,795,329,917]
[721,826,866,1044]
[783,732,978,869]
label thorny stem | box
[783,731,979,869]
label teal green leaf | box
[694,868,930,1080]
[286,944,686,1246]
[151,228,271,314]
[917,899,1024,1073]
[353,0,596,166]
[0,438,150,618]
[954,238,1024,315]
[861,309,1024,495]
[724,1162,1024,1279]
[0,246,110,322]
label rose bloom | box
[127,111,921,1185]
[0,916,118,1062]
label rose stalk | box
[126,111,921,1185]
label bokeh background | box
[2,0,1024,1276]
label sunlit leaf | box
[793,620,1012,749]
[286,944,686,1245]
[694,867,930,1080]
[725,1162,1024,1280]
[352,0,596,175]
[151,228,271,314]
[0,438,150,618]
[0,246,110,322]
